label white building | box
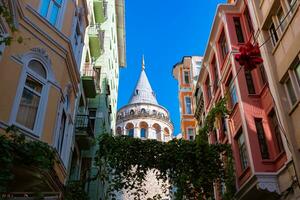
[115,57,174,199]
[116,57,173,142]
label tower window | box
[184,71,190,84]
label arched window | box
[141,108,146,114]
[116,127,122,136]
[126,123,134,137]
[15,60,47,131]
[140,128,146,138]
[128,129,134,137]
[130,109,135,115]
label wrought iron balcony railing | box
[75,114,94,138]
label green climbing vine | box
[96,98,236,200]
[0,0,23,53]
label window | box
[212,58,219,90]
[185,96,192,114]
[89,109,96,132]
[255,118,269,159]
[0,24,6,57]
[269,110,284,153]
[57,111,66,155]
[221,116,227,135]
[259,64,267,85]
[187,128,194,140]
[277,7,287,31]
[237,131,248,171]
[233,17,245,43]
[230,84,238,107]
[291,57,300,85]
[140,128,146,138]
[184,71,190,84]
[285,77,297,105]
[287,0,297,12]
[206,77,212,103]
[128,129,134,137]
[244,6,254,33]
[40,0,63,26]
[16,60,47,131]
[219,30,229,60]
[245,69,256,94]
[269,23,279,46]
[130,110,135,115]
[141,108,146,114]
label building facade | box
[0,0,89,198]
[172,56,202,140]
[194,0,300,199]
[116,58,173,199]
[247,1,300,199]
[68,0,126,200]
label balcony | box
[89,25,104,62]
[81,64,98,98]
[93,0,107,24]
[117,111,173,127]
[75,115,95,150]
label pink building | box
[194,1,298,199]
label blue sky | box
[117,0,226,135]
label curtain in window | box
[16,88,40,130]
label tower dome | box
[115,56,173,199]
[116,56,173,142]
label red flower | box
[235,41,263,71]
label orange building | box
[0,0,89,198]
[172,56,202,140]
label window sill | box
[247,83,268,98]
[288,99,300,115]
[238,166,250,181]
[12,123,40,139]
[261,151,286,165]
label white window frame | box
[183,70,190,84]
[0,22,8,60]
[184,96,192,115]
[53,86,73,167]
[187,128,195,141]
[71,10,84,67]
[10,49,55,138]
[10,59,51,137]
[38,0,67,29]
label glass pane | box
[28,60,46,78]
[16,88,40,130]
[128,129,134,137]
[25,76,43,93]
[55,0,62,5]
[141,128,146,138]
[40,0,51,17]
[49,4,59,25]
[295,63,300,85]
[286,78,297,105]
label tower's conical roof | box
[129,56,158,105]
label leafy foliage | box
[0,126,55,193]
[96,98,235,200]
[0,0,23,53]
[65,181,89,200]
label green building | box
[69,0,126,199]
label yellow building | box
[0,0,89,198]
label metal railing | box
[117,111,172,125]
[75,114,94,137]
